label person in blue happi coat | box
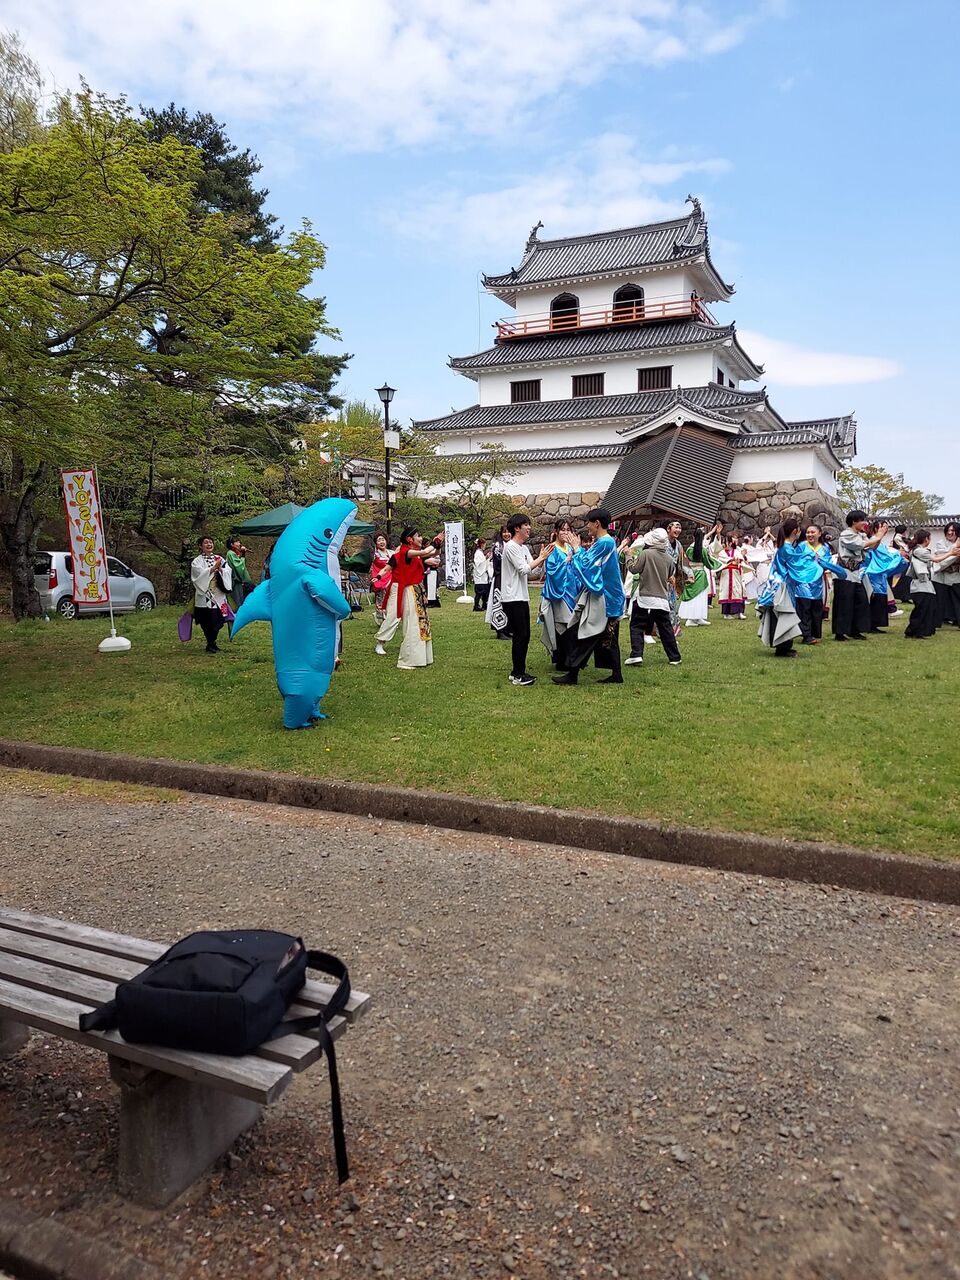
[553,508,627,685]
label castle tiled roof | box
[733,428,832,449]
[448,320,762,379]
[482,200,733,300]
[437,442,632,466]
[785,415,857,459]
[413,382,768,433]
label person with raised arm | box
[553,508,626,685]
[374,526,443,669]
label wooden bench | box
[0,907,371,1207]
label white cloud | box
[739,329,900,387]
[7,0,776,150]
[391,132,730,253]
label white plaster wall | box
[512,268,698,321]
[511,460,619,496]
[425,459,618,502]
[477,347,718,406]
[437,422,627,453]
[728,447,837,494]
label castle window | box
[510,378,541,404]
[550,293,579,331]
[613,283,645,322]
[637,365,672,392]
[572,372,604,398]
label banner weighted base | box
[99,633,132,654]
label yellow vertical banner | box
[61,469,110,605]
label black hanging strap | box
[80,1001,117,1033]
[265,950,352,1183]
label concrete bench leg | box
[0,1017,28,1057]
[109,1058,263,1208]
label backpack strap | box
[79,1000,118,1033]
[265,951,351,1183]
[80,955,353,1184]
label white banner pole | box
[93,466,131,654]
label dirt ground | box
[0,777,957,1280]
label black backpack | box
[80,930,352,1182]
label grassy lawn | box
[1,595,958,859]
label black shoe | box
[552,673,577,685]
[205,645,219,653]
[509,673,537,686]
[850,633,868,640]
[775,650,798,658]
[834,635,848,642]
[599,675,624,684]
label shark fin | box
[232,580,273,635]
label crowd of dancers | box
[364,512,960,683]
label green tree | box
[140,103,278,249]
[0,83,344,616]
[405,440,521,534]
[837,464,942,524]
[0,30,42,152]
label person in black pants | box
[190,536,233,654]
[623,527,682,666]
[499,515,550,686]
[472,538,491,612]
[833,510,889,641]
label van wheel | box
[135,593,155,612]
[56,598,78,620]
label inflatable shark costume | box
[232,497,355,729]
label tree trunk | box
[0,457,48,620]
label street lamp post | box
[376,383,398,544]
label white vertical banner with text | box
[61,469,110,605]
[443,521,466,590]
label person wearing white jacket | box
[472,538,492,612]
[190,535,233,653]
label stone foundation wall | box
[506,478,843,540]
[509,491,603,524]
[718,477,843,543]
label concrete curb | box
[1,739,958,907]
[0,1197,161,1280]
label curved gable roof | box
[482,201,733,300]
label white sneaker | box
[669,660,682,666]
[644,635,657,645]
[375,643,387,655]
[624,656,644,665]
[890,609,904,618]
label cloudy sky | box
[7,0,958,505]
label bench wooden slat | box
[0,926,146,981]
[0,909,371,1023]
[0,907,158,961]
[0,950,343,1072]
[0,980,292,1105]
[0,926,333,1025]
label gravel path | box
[0,778,957,1280]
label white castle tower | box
[413,198,856,533]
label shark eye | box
[324,528,333,538]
